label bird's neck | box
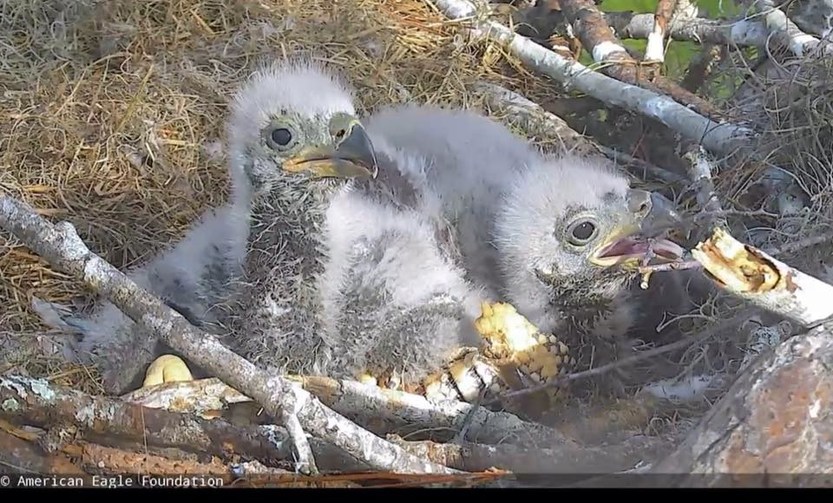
[244,176,343,290]
[543,272,632,328]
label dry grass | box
[0,0,568,394]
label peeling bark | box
[644,0,678,63]
[691,228,833,326]
[649,322,833,486]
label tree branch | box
[691,227,833,327]
[0,374,293,465]
[426,0,755,158]
[645,0,678,63]
[557,0,721,119]
[518,5,769,47]
[121,377,670,474]
[605,11,768,47]
[751,0,833,57]
[0,195,457,475]
[471,81,688,184]
[648,319,833,482]
[125,375,575,449]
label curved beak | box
[282,116,379,179]
[588,189,686,268]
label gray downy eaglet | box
[362,104,690,396]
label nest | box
[2,0,833,480]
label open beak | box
[282,117,379,179]
[588,190,686,268]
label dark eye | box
[270,128,292,146]
[567,219,597,245]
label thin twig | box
[762,231,833,257]
[486,312,749,403]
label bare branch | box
[523,6,770,47]
[604,11,768,47]
[121,374,663,473]
[426,0,756,158]
[0,195,457,475]
[691,227,833,327]
[557,0,721,119]
[0,374,292,464]
[471,81,687,184]
[751,0,833,57]
[390,435,671,474]
[114,375,668,476]
[645,0,678,63]
[129,375,565,448]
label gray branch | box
[0,195,457,475]
[428,0,756,159]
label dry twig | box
[0,195,457,475]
